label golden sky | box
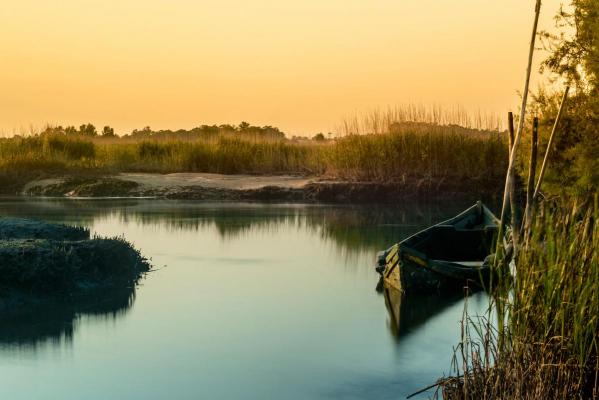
[0,0,563,136]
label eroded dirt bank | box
[21,172,502,203]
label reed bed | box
[0,120,508,191]
[440,198,599,399]
[337,105,503,135]
[328,123,506,181]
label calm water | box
[0,199,489,400]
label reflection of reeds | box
[440,199,598,399]
[0,200,476,261]
[0,286,137,350]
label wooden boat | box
[376,202,499,293]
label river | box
[0,198,489,399]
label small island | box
[0,218,150,311]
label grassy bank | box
[0,218,150,295]
[442,198,598,399]
[0,121,508,194]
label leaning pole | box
[497,0,542,255]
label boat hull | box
[377,202,498,294]
[381,245,468,293]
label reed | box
[337,105,503,135]
[0,120,508,192]
[327,123,506,181]
[440,197,599,399]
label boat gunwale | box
[395,202,499,277]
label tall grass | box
[0,129,507,179]
[328,125,506,181]
[442,198,598,399]
[0,117,509,190]
[337,105,503,135]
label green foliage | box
[527,0,599,197]
[540,0,598,89]
[526,90,599,196]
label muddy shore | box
[20,173,502,203]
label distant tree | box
[79,124,97,136]
[130,126,153,138]
[216,124,235,132]
[122,122,286,140]
[65,126,77,135]
[102,126,116,137]
[312,133,326,141]
[40,125,61,135]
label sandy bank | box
[21,172,501,203]
[119,172,315,190]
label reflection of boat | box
[383,286,465,339]
[376,202,499,293]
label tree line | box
[40,122,287,140]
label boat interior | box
[405,203,499,263]
[409,225,497,262]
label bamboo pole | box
[507,112,518,248]
[497,0,542,258]
[522,117,539,235]
[533,86,570,201]
[508,112,515,152]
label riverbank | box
[18,172,502,203]
[0,122,508,203]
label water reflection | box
[383,287,466,340]
[0,198,491,399]
[0,198,479,346]
[0,286,136,350]
[0,198,480,257]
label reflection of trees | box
[2,199,482,258]
[0,286,136,350]
[0,198,494,349]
